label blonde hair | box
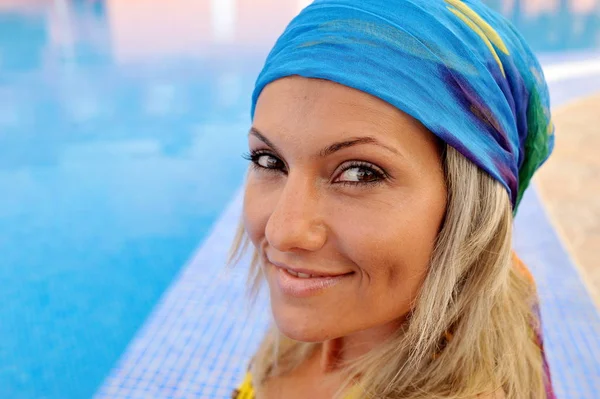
[227,145,546,398]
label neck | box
[317,318,404,373]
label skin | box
[242,76,449,397]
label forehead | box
[254,76,405,131]
[252,76,442,161]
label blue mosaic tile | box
[94,187,271,399]
[514,187,600,398]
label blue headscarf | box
[250,0,554,215]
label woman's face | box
[243,76,447,343]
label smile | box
[283,268,346,279]
[273,265,354,298]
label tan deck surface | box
[535,93,600,308]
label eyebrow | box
[249,127,403,158]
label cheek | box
[337,197,443,308]
[340,206,441,274]
[242,179,269,247]
[242,175,286,250]
[344,235,431,325]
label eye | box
[242,150,286,173]
[336,161,387,187]
[241,151,388,187]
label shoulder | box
[512,250,535,286]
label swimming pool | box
[1,1,599,398]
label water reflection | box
[482,0,600,51]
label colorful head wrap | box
[250,0,554,215]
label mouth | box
[270,262,355,298]
[281,267,351,279]
[267,259,352,278]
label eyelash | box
[241,149,388,187]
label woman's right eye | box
[242,150,286,173]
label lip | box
[268,260,352,278]
[268,260,354,298]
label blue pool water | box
[0,3,261,397]
[1,1,599,398]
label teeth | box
[285,269,316,278]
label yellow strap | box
[234,372,254,399]
[235,371,359,398]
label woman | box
[228,0,556,397]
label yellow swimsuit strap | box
[232,372,362,399]
[232,371,254,399]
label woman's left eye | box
[336,162,387,187]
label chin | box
[276,321,329,343]
[271,303,336,343]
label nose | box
[264,174,327,253]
